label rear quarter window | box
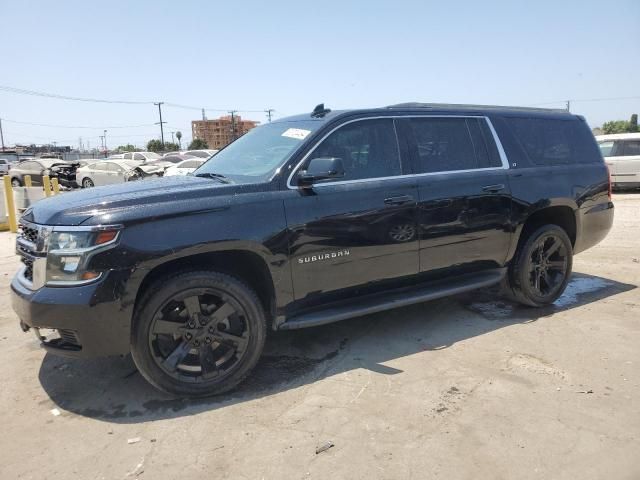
[507,117,601,166]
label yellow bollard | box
[51,177,60,194]
[43,175,52,197]
[24,175,32,187]
[3,175,18,233]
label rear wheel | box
[506,225,573,307]
[131,270,266,397]
[82,177,94,188]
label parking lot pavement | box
[0,194,638,480]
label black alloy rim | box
[148,288,250,383]
[527,233,569,297]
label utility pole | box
[154,102,166,148]
[0,118,5,151]
[229,110,237,140]
[99,136,104,153]
[265,109,274,122]
[171,131,175,145]
[103,129,107,157]
[566,100,571,112]
[201,108,206,121]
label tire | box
[131,270,267,397]
[506,224,573,307]
[82,177,94,188]
[11,177,21,187]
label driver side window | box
[309,119,401,182]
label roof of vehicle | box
[173,158,205,167]
[594,132,640,141]
[80,159,139,169]
[274,102,576,124]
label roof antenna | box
[311,103,331,118]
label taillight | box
[606,164,612,200]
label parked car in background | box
[164,158,206,176]
[77,160,164,187]
[109,153,126,159]
[596,133,640,190]
[0,158,10,175]
[182,149,218,158]
[122,151,162,163]
[9,159,79,188]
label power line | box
[528,95,640,106]
[1,118,157,129]
[0,84,270,113]
[0,85,153,105]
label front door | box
[397,116,512,274]
[284,118,419,302]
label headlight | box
[45,227,120,285]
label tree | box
[601,115,639,134]
[176,131,182,149]
[116,144,138,152]
[602,120,631,134]
[146,139,164,152]
[189,138,209,149]
[163,142,180,152]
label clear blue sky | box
[1,0,639,149]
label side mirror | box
[297,157,345,187]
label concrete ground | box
[0,194,638,480]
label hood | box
[22,176,267,226]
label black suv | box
[11,103,614,397]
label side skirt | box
[278,268,506,330]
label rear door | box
[284,118,419,302]
[397,116,512,274]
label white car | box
[121,151,162,163]
[0,158,10,175]
[182,149,218,158]
[164,158,206,176]
[596,133,640,189]
[77,160,163,188]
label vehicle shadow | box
[38,272,635,423]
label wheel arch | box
[133,249,277,325]
[512,205,578,260]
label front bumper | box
[11,269,133,358]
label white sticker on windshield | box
[281,128,311,140]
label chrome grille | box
[18,223,39,245]
[22,257,34,282]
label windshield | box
[144,152,161,159]
[194,120,321,182]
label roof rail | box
[386,102,568,113]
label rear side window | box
[407,117,493,173]
[598,141,615,157]
[310,118,401,181]
[622,140,640,156]
[508,117,601,165]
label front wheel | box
[131,271,267,397]
[11,177,21,187]
[506,225,573,307]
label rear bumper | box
[11,270,133,358]
[574,201,614,254]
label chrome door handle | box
[481,184,505,193]
[384,195,414,205]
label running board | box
[278,268,506,330]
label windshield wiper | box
[194,172,232,184]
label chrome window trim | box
[286,115,510,189]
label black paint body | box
[11,105,614,358]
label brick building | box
[191,115,259,149]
